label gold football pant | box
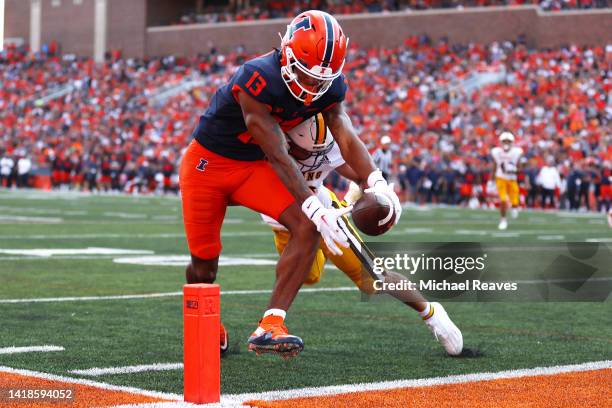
[496,177,519,207]
[271,190,373,292]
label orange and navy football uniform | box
[180,50,347,259]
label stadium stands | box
[0,36,609,211]
[173,1,612,25]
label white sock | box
[263,308,286,320]
[418,303,432,319]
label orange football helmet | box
[280,10,348,104]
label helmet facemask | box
[287,138,335,172]
[281,46,342,103]
[286,113,335,171]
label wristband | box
[301,195,323,220]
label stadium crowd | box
[174,1,612,25]
[0,35,610,211]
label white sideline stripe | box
[110,404,201,408]
[537,235,565,240]
[0,231,268,240]
[0,287,358,304]
[112,255,277,267]
[70,363,182,377]
[0,366,182,401]
[0,345,64,354]
[220,360,612,404]
[0,247,154,257]
[0,215,63,223]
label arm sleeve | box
[328,141,346,169]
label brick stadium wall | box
[146,6,612,57]
[147,0,194,27]
[5,4,611,58]
[107,0,147,58]
[536,9,612,48]
[5,0,31,43]
[40,0,96,56]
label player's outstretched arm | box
[325,102,402,224]
[323,102,375,185]
[237,90,349,254]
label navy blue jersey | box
[193,50,347,161]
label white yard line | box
[0,365,183,401]
[0,231,268,240]
[113,255,277,267]
[109,404,202,408]
[0,345,64,355]
[0,233,186,240]
[0,286,358,304]
[219,360,612,404]
[70,363,183,377]
[88,360,612,408]
[0,215,63,223]
[0,248,154,257]
[0,292,183,304]
[537,235,565,240]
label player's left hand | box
[364,170,402,225]
[302,195,352,256]
[343,181,363,206]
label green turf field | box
[0,189,610,395]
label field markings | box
[70,363,183,377]
[2,361,609,408]
[0,231,268,240]
[0,233,187,240]
[0,345,64,354]
[104,212,149,219]
[0,214,64,223]
[0,247,154,257]
[537,235,565,240]
[454,229,488,235]
[113,255,276,267]
[587,238,612,243]
[109,403,202,408]
[402,227,434,233]
[0,286,358,304]
[225,360,612,404]
[0,365,182,401]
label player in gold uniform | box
[261,114,464,355]
[491,132,523,230]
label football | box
[351,192,396,236]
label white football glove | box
[344,181,363,206]
[302,195,352,256]
[364,170,402,226]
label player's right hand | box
[365,170,402,225]
[302,195,352,256]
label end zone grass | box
[0,190,610,398]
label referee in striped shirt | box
[372,135,393,181]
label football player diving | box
[261,114,464,356]
[180,10,401,358]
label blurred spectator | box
[372,135,393,181]
[17,155,32,188]
[537,156,561,209]
[0,36,610,211]
[171,1,612,26]
[0,154,15,188]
